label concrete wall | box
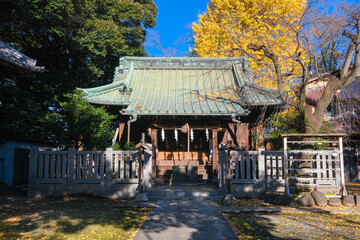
[0,141,50,185]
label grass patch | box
[225,212,360,240]
[0,194,150,240]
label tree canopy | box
[193,0,360,134]
[41,91,115,150]
[0,0,157,142]
[192,0,307,89]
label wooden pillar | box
[236,123,241,147]
[239,123,250,150]
[118,123,125,142]
[212,129,218,180]
[151,129,158,179]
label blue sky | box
[145,0,209,57]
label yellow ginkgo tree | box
[193,0,307,90]
[193,0,360,134]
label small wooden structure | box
[79,57,282,185]
[281,133,347,196]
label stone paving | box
[133,200,239,240]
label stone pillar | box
[151,129,157,180]
[219,150,227,194]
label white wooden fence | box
[28,148,151,198]
[219,149,343,198]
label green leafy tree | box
[42,91,115,150]
[0,0,157,142]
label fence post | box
[143,149,152,191]
[28,147,38,197]
[138,150,143,192]
[67,148,76,193]
[258,148,265,187]
[219,150,227,195]
[105,148,113,196]
[339,137,347,196]
[335,149,341,188]
[283,137,290,196]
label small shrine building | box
[80,57,282,183]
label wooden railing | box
[28,148,152,198]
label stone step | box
[146,190,220,197]
[197,169,211,174]
[157,162,212,167]
[157,169,210,175]
[157,166,212,171]
[156,169,173,175]
[155,179,172,184]
[156,174,211,181]
[147,196,223,201]
[198,174,211,180]
[156,175,173,180]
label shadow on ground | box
[0,184,149,239]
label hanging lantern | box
[190,129,194,142]
[206,129,209,142]
[161,129,165,141]
[174,129,178,142]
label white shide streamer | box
[161,129,165,141]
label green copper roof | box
[79,57,281,116]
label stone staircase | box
[145,183,223,201]
[156,164,213,185]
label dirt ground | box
[0,185,150,240]
[1,183,360,240]
[223,183,360,240]
[226,212,360,240]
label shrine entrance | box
[156,128,213,185]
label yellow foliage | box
[193,0,307,90]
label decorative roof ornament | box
[161,129,165,141]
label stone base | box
[223,194,236,202]
[135,193,149,202]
